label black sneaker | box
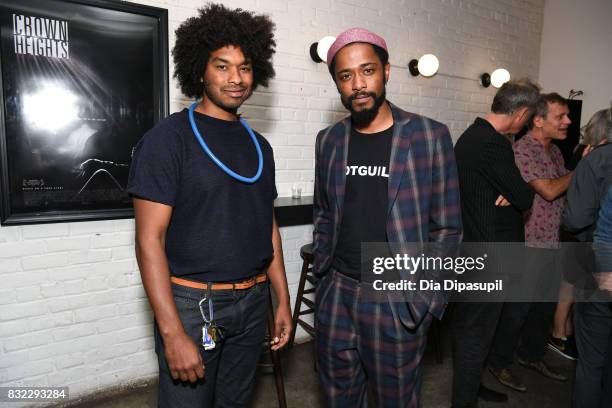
[548,336,578,360]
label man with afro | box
[127,4,292,407]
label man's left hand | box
[495,195,511,206]
[271,303,292,350]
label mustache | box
[222,86,247,92]
[349,91,376,102]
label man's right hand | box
[134,199,205,383]
[164,331,205,383]
[594,272,612,293]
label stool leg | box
[289,259,310,347]
[267,288,287,408]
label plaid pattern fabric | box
[313,103,462,326]
[316,270,433,408]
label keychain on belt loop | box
[199,289,217,350]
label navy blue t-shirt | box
[127,109,277,282]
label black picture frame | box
[0,0,168,225]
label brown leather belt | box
[170,273,267,290]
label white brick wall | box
[0,0,545,401]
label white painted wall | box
[538,0,612,125]
[0,0,545,401]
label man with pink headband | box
[313,27,462,406]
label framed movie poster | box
[0,0,168,225]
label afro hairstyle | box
[172,3,276,99]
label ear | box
[384,62,390,84]
[511,107,527,126]
[532,112,545,129]
[517,107,529,121]
[200,68,208,84]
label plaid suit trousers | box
[316,270,432,408]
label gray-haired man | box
[452,79,539,408]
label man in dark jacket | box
[452,79,538,408]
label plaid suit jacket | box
[313,102,462,327]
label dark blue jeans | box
[154,280,269,408]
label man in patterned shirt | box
[488,92,573,391]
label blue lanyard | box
[188,102,263,184]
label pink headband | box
[327,27,388,66]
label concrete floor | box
[76,334,575,408]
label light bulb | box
[417,54,439,77]
[316,36,336,63]
[490,68,510,88]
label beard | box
[341,87,387,127]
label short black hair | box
[328,43,389,79]
[527,92,568,130]
[172,3,276,98]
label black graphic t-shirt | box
[332,125,393,280]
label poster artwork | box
[0,0,168,224]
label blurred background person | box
[563,106,612,408]
[551,106,612,361]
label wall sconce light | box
[408,54,439,77]
[309,36,336,63]
[481,68,510,88]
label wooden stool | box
[259,284,287,408]
[289,243,316,347]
